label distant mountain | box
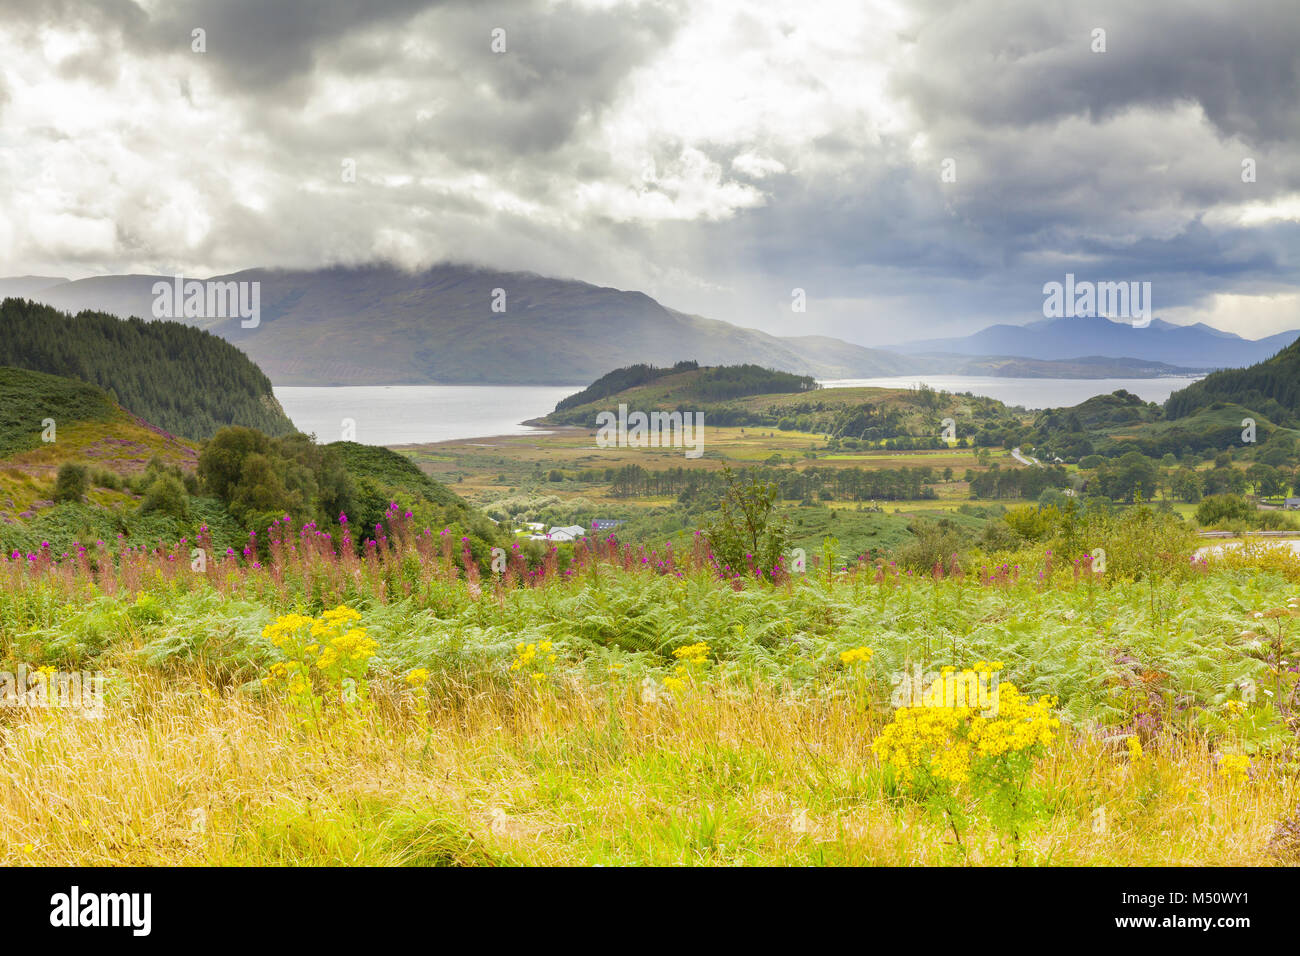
[1166,336,1300,426]
[893,315,1298,369]
[8,265,922,385]
[0,276,70,298]
[13,268,1258,385]
[914,354,1205,378]
[6,274,170,324]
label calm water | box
[820,375,1205,410]
[276,375,1206,446]
[274,385,585,446]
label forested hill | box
[553,363,818,415]
[1165,336,1300,426]
[0,298,296,440]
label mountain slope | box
[893,315,1296,368]
[0,276,70,298]
[1165,336,1300,425]
[0,298,296,440]
[0,366,200,528]
[0,366,500,558]
[11,265,922,385]
[0,366,198,470]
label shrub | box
[703,467,791,575]
[1196,494,1256,528]
[138,473,190,521]
[896,518,968,573]
[88,467,123,491]
[52,463,88,503]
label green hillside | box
[0,297,295,440]
[554,362,816,415]
[545,364,1018,442]
[328,441,500,547]
[0,366,500,560]
[1166,337,1300,425]
[1029,344,1300,462]
[0,366,206,548]
[0,366,121,459]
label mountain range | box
[3,267,1292,386]
[0,267,916,384]
[892,315,1296,368]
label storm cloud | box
[0,0,1296,345]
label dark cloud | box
[893,0,1300,142]
[2,0,1297,343]
[139,0,438,95]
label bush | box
[1254,510,1299,531]
[88,467,123,491]
[53,463,88,503]
[138,473,190,521]
[979,518,1023,553]
[1196,494,1256,528]
[703,468,791,575]
[896,518,968,573]
[1084,505,1197,582]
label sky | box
[0,0,1297,347]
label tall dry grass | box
[1,667,1294,866]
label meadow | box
[2,519,1298,866]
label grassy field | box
[3,673,1290,866]
[401,425,1002,511]
[1,528,1298,866]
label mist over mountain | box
[5,265,924,386]
[0,276,71,298]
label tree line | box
[0,298,296,440]
[598,463,940,502]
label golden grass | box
[1,669,1293,866]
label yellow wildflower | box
[873,678,1059,785]
[1218,754,1251,781]
[673,642,710,665]
[839,646,874,666]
